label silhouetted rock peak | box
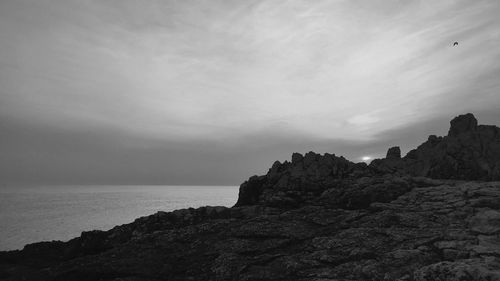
[386,146,401,159]
[369,113,500,181]
[448,112,477,136]
[235,151,356,207]
[291,152,303,163]
[236,113,500,208]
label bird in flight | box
[453,42,458,46]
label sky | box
[1,0,500,185]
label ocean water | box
[0,185,239,251]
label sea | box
[0,185,239,251]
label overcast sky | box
[1,0,500,185]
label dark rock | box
[386,146,401,159]
[320,176,413,209]
[2,181,500,280]
[234,114,500,209]
[369,113,500,180]
[448,113,478,136]
[234,151,359,208]
[291,152,303,164]
[234,175,266,206]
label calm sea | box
[0,185,239,251]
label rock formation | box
[386,146,401,159]
[1,113,500,281]
[371,113,500,181]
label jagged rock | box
[448,113,478,137]
[234,151,358,208]
[235,113,500,209]
[386,146,401,159]
[372,113,500,181]
[235,175,267,206]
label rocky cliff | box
[235,113,500,209]
[1,113,500,281]
[371,113,500,181]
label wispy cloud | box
[1,0,500,183]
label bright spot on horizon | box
[361,156,372,162]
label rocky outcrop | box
[236,114,500,208]
[371,113,500,181]
[1,113,500,281]
[386,146,401,159]
[235,152,362,208]
[448,112,478,137]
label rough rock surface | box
[1,113,500,281]
[235,114,500,209]
[371,113,500,181]
[386,146,402,159]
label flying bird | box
[453,42,458,46]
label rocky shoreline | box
[1,113,500,280]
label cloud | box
[1,0,500,184]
